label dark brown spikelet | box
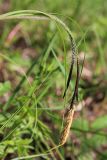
[70,57,80,109]
[63,37,76,98]
[60,107,75,145]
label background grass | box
[0,0,107,159]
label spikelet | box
[60,107,75,145]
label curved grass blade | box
[3,33,56,111]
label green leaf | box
[72,118,89,130]
[78,152,93,160]
[85,135,107,148]
[91,115,107,129]
[0,81,11,96]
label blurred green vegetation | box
[0,0,107,159]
